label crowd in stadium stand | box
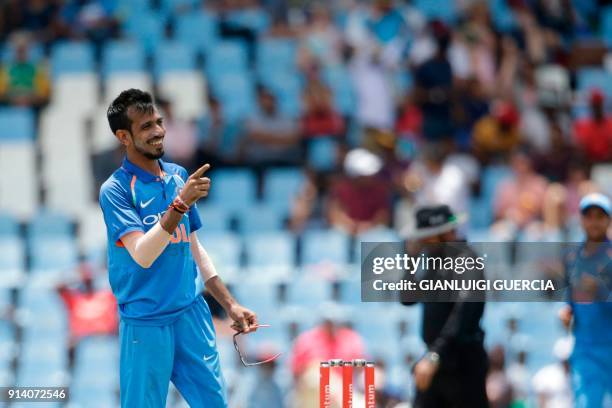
[0,0,610,407]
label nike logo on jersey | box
[140,197,156,208]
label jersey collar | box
[121,157,168,183]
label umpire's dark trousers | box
[415,342,489,408]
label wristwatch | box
[425,351,440,365]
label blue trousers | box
[119,296,227,407]
[571,345,612,408]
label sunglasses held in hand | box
[232,324,282,367]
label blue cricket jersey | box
[99,158,203,325]
[565,240,612,347]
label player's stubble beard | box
[130,132,164,160]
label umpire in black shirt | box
[400,205,489,408]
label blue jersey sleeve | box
[176,166,203,233]
[99,180,145,244]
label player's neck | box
[127,151,162,177]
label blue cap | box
[579,193,611,215]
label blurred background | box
[0,0,611,407]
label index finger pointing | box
[191,163,210,179]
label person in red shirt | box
[328,148,392,235]
[300,65,345,138]
[290,303,366,407]
[573,89,612,162]
[57,261,118,366]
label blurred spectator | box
[366,0,407,45]
[572,89,612,163]
[0,34,49,107]
[531,337,573,408]
[486,345,514,408]
[507,349,530,406]
[327,148,392,235]
[402,142,478,217]
[56,261,118,366]
[459,2,497,89]
[291,304,366,407]
[413,20,454,141]
[298,4,343,68]
[493,148,548,232]
[472,100,521,161]
[0,0,60,43]
[301,67,345,139]
[241,84,301,165]
[232,345,285,408]
[453,77,489,148]
[158,98,197,169]
[58,0,119,46]
[349,46,396,130]
[197,95,226,166]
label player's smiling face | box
[126,106,165,160]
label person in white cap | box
[558,193,611,408]
[327,148,392,235]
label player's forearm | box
[122,208,184,268]
[205,276,238,311]
[190,237,219,282]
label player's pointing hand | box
[180,163,211,206]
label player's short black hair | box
[107,88,155,134]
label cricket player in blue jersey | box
[559,193,612,408]
[99,89,258,407]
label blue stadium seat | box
[244,231,296,268]
[0,238,25,273]
[576,68,612,96]
[237,204,285,233]
[353,227,400,262]
[196,204,231,233]
[490,0,516,32]
[233,280,280,323]
[468,197,493,229]
[481,165,512,203]
[50,42,94,78]
[0,212,18,236]
[601,7,612,47]
[355,304,400,343]
[154,41,197,76]
[224,8,270,34]
[196,231,242,272]
[101,40,146,75]
[160,0,199,14]
[323,66,356,115]
[256,38,298,76]
[301,229,350,265]
[30,237,78,271]
[306,137,340,172]
[339,277,362,304]
[287,277,333,307]
[414,0,456,22]
[206,41,248,76]
[1,41,44,63]
[175,10,218,54]
[0,107,35,141]
[263,72,303,117]
[206,169,257,212]
[26,210,73,242]
[262,167,305,214]
[124,11,164,53]
[74,337,119,374]
[209,73,256,120]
